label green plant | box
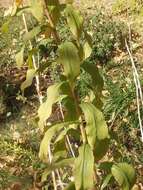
[112,0,143,14]
[6,0,137,189]
[87,9,127,64]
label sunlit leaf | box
[58,42,80,85]
[101,174,112,190]
[38,82,67,131]
[29,0,44,22]
[117,163,136,187]
[1,19,11,33]
[74,144,94,190]
[83,32,92,59]
[15,46,25,68]
[55,123,78,143]
[111,163,136,190]
[80,103,109,149]
[66,4,83,39]
[23,26,41,41]
[41,157,74,182]
[39,122,75,161]
[21,68,36,93]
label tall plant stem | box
[43,0,77,156]
[22,13,58,190]
[59,102,76,157]
[71,87,87,144]
[43,0,60,44]
[22,13,43,104]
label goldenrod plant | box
[4,0,136,189]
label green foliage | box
[21,68,36,93]
[88,9,127,64]
[112,0,143,14]
[58,42,80,85]
[80,103,109,149]
[74,144,94,190]
[5,1,137,189]
[111,163,136,190]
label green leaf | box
[41,158,74,183]
[83,41,92,60]
[39,122,75,161]
[55,123,77,143]
[39,123,64,161]
[1,19,11,33]
[63,97,78,121]
[53,139,67,160]
[23,26,41,41]
[101,174,112,190]
[98,162,113,172]
[47,0,61,25]
[38,82,66,131]
[118,163,136,187]
[74,144,94,190]
[94,138,109,161]
[81,63,104,93]
[111,163,136,190]
[29,0,44,22]
[58,42,80,84]
[21,68,36,93]
[65,182,76,190]
[66,5,83,39]
[83,32,92,59]
[15,46,25,68]
[80,103,109,149]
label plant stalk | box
[22,12,58,190]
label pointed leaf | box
[21,68,36,93]
[74,144,94,190]
[15,46,25,68]
[39,123,65,161]
[41,158,74,182]
[29,0,44,22]
[58,42,80,84]
[80,103,109,149]
[38,82,66,131]
[83,32,92,59]
[23,26,41,41]
[1,19,11,33]
[39,122,75,161]
[83,41,92,60]
[118,163,136,187]
[66,5,83,39]
[101,174,112,190]
[55,123,77,143]
[111,163,136,190]
[81,63,104,92]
